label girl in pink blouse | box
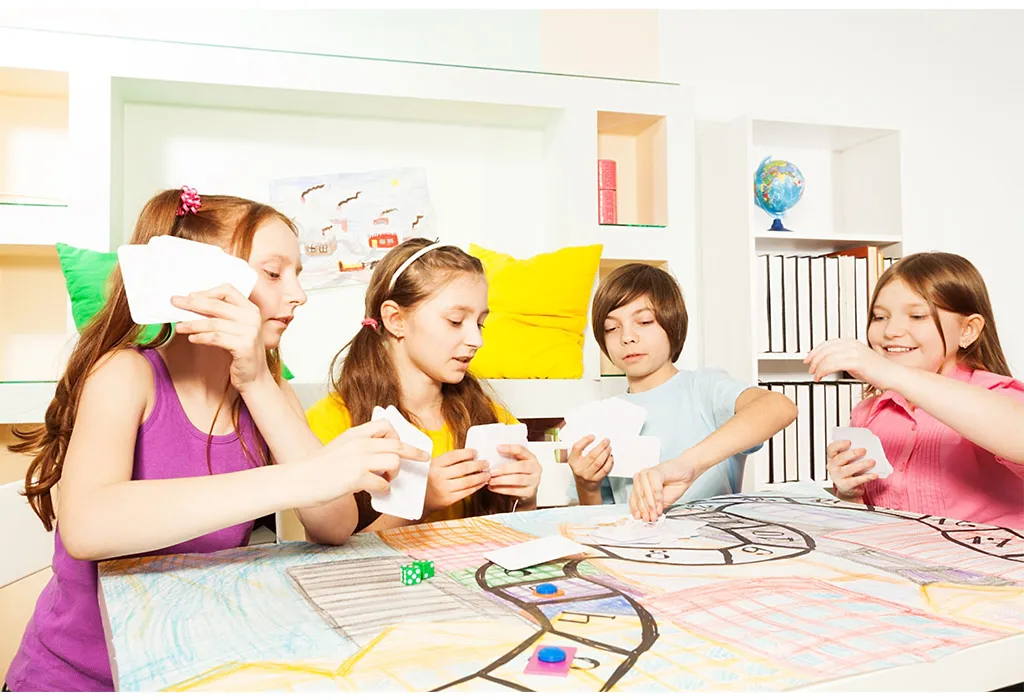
[806,252,1023,530]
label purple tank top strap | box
[136,346,177,423]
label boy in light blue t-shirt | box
[568,264,798,519]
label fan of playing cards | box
[368,407,531,521]
[118,236,258,326]
[558,397,661,478]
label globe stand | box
[768,218,792,232]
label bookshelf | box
[699,115,904,491]
[0,26,695,424]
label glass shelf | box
[0,199,68,209]
[599,223,666,229]
[0,23,680,87]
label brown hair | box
[11,188,296,529]
[863,251,1011,396]
[592,263,689,363]
[328,237,513,525]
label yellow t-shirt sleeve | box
[302,394,518,527]
[305,395,354,445]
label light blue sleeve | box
[565,475,616,505]
[696,367,763,456]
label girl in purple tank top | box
[4,188,428,691]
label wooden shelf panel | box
[597,111,667,227]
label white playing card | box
[148,237,255,306]
[117,239,258,325]
[370,406,433,520]
[562,397,647,448]
[606,435,662,478]
[559,398,658,479]
[833,426,894,478]
[148,234,229,261]
[465,423,528,471]
[484,535,589,571]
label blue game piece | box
[535,583,558,595]
[537,646,567,664]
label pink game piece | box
[524,645,577,677]
[597,159,617,190]
[598,189,617,224]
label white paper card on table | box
[465,423,528,471]
[484,535,589,572]
[832,426,894,478]
[117,238,258,325]
[590,515,704,546]
[369,406,433,520]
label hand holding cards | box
[370,406,433,520]
[118,235,258,325]
[465,423,528,472]
[833,426,894,478]
[559,397,661,478]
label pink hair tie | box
[176,186,202,216]
[361,317,379,331]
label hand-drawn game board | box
[97,494,1024,691]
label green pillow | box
[55,242,294,380]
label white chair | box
[1,480,55,683]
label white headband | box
[389,241,447,292]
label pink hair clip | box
[361,317,379,331]
[176,186,202,216]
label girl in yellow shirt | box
[306,238,542,533]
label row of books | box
[756,247,898,355]
[760,381,866,484]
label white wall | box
[659,9,1024,373]
[5,8,1021,370]
[121,102,556,382]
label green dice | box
[400,563,422,586]
[400,560,434,586]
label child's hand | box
[424,449,491,513]
[826,439,878,503]
[629,463,697,522]
[487,444,541,505]
[172,285,269,390]
[567,435,613,494]
[304,419,431,506]
[805,338,899,389]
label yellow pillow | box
[468,243,603,379]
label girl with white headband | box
[305,238,542,532]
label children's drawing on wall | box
[269,167,436,290]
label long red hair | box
[11,188,296,529]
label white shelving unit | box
[699,115,904,491]
[0,66,74,407]
[0,26,695,423]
